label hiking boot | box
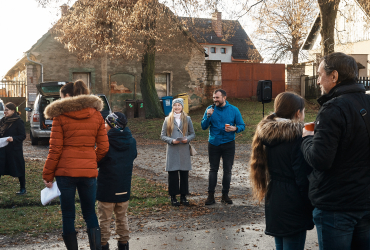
[16,188,26,195]
[62,231,78,250]
[101,242,109,250]
[180,195,190,206]
[118,241,129,250]
[171,196,180,206]
[221,193,233,204]
[205,192,215,205]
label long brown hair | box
[250,92,305,202]
[60,79,90,97]
[166,108,188,136]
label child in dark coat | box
[97,112,137,250]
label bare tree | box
[251,0,318,64]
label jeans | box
[313,208,370,250]
[56,176,99,235]
[168,171,189,196]
[275,231,307,250]
[208,141,235,194]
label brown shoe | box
[205,192,215,205]
[221,193,233,204]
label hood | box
[107,127,134,151]
[44,95,103,119]
[256,118,304,147]
[317,80,365,106]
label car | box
[0,99,4,119]
[25,81,111,145]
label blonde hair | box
[166,108,188,136]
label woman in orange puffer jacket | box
[42,80,109,250]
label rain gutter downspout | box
[27,52,43,82]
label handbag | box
[175,123,197,156]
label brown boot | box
[205,192,215,205]
[221,193,233,204]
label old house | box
[4,5,261,116]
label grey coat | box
[160,116,195,171]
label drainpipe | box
[27,52,43,83]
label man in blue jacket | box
[201,89,245,205]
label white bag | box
[41,181,61,206]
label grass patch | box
[129,98,320,143]
[0,161,168,235]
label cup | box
[225,124,230,130]
[304,122,315,131]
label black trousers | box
[208,141,235,194]
[168,170,189,196]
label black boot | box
[118,241,129,250]
[62,231,78,250]
[102,242,110,250]
[16,188,26,195]
[87,227,102,250]
[170,195,180,206]
[180,194,190,206]
[205,192,215,205]
[221,193,233,204]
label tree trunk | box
[318,0,340,56]
[140,38,164,119]
[292,36,299,65]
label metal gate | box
[0,80,27,97]
[304,76,320,99]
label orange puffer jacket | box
[42,95,109,182]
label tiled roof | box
[178,17,262,61]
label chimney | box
[212,12,222,38]
[60,4,69,16]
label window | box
[155,73,170,98]
[73,72,91,89]
[221,48,226,54]
[211,47,216,53]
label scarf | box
[0,113,20,137]
[174,113,181,126]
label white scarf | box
[174,113,181,126]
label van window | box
[99,96,110,111]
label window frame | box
[210,47,216,53]
[221,48,226,54]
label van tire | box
[30,131,38,145]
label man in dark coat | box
[301,52,370,250]
[97,112,137,250]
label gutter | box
[27,52,44,82]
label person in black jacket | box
[301,52,370,250]
[97,112,137,250]
[250,92,313,250]
[0,102,26,195]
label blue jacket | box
[201,101,245,146]
[97,127,137,203]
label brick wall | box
[286,64,305,95]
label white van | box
[0,99,4,119]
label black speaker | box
[257,80,272,103]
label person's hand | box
[43,180,53,188]
[207,108,214,117]
[6,137,13,142]
[302,128,314,137]
[225,126,237,132]
[181,139,188,144]
[172,140,180,144]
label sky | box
[0,0,257,80]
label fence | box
[0,80,27,97]
[304,76,370,99]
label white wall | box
[204,45,232,62]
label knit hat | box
[172,98,184,108]
[106,112,127,130]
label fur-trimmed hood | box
[44,95,103,119]
[256,118,304,146]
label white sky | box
[0,0,257,80]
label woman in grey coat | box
[161,98,195,206]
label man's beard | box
[215,100,224,106]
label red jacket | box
[42,95,109,182]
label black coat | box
[260,120,313,237]
[0,116,26,177]
[97,127,137,203]
[301,81,370,211]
